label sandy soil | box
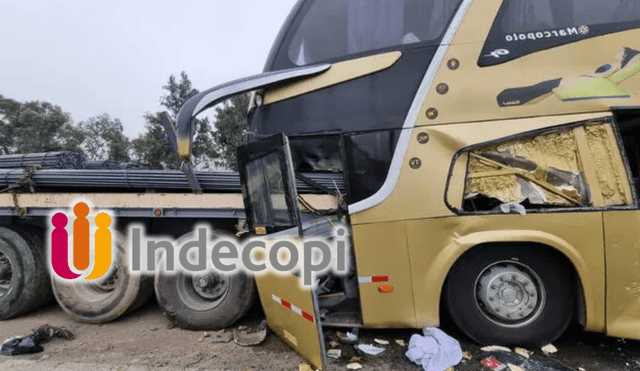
[1,300,640,371]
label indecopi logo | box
[50,202,113,280]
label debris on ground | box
[184,358,201,367]
[374,338,390,345]
[327,349,342,359]
[232,320,267,347]
[330,340,340,348]
[336,330,358,345]
[541,344,558,355]
[514,348,531,358]
[480,351,572,371]
[462,351,473,360]
[346,362,363,370]
[481,345,512,353]
[405,328,462,371]
[0,325,74,356]
[356,343,385,356]
[396,339,406,347]
[299,363,314,371]
[209,330,233,344]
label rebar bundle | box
[0,152,86,169]
[0,169,344,194]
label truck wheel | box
[0,227,51,320]
[154,229,256,330]
[444,243,575,347]
[52,233,153,323]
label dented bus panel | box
[171,0,640,368]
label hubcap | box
[475,261,545,327]
[0,252,12,298]
[192,272,228,300]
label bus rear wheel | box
[444,243,575,347]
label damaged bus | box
[170,0,640,368]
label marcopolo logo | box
[49,202,113,280]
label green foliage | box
[132,113,182,169]
[213,93,249,171]
[0,97,85,154]
[80,114,130,162]
[133,71,219,170]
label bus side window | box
[450,119,633,213]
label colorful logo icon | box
[50,202,112,280]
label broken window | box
[456,121,632,213]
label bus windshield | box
[285,0,459,66]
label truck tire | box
[0,227,51,320]
[444,243,575,347]
[51,232,153,323]
[154,229,256,330]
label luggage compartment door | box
[255,271,327,370]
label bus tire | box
[51,232,153,323]
[444,243,574,347]
[0,227,51,320]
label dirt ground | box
[1,299,640,371]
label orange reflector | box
[255,226,267,235]
[378,285,393,293]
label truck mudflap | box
[255,271,327,370]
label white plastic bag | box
[405,328,463,371]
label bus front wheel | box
[444,243,575,347]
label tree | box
[0,98,85,154]
[133,72,218,169]
[0,95,21,154]
[132,113,182,169]
[212,93,249,171]
[80,114,130,162]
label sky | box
[0,0,299,138]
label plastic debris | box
[405,328,463,371]
[327,349,342,359]
[233,320,267,347]
[346,363,363,370]
[462,351,473,360]
[482,351,571,371]
[498,203,527,215]
[481,345,512,353]
[541,344,558,354]
[330,340,340,348]
[396,339,406,347]
[0,325,74,356]
[482,356,507,371]
[374,338,390,345]
[209,330,233,343]
[337,331,358,344]
[514,348,531,358]
[356,343,385,355]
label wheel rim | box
[88,267,119,293]
[474,260,546,328]
[0,251,12,299]
[177,271,230,311]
